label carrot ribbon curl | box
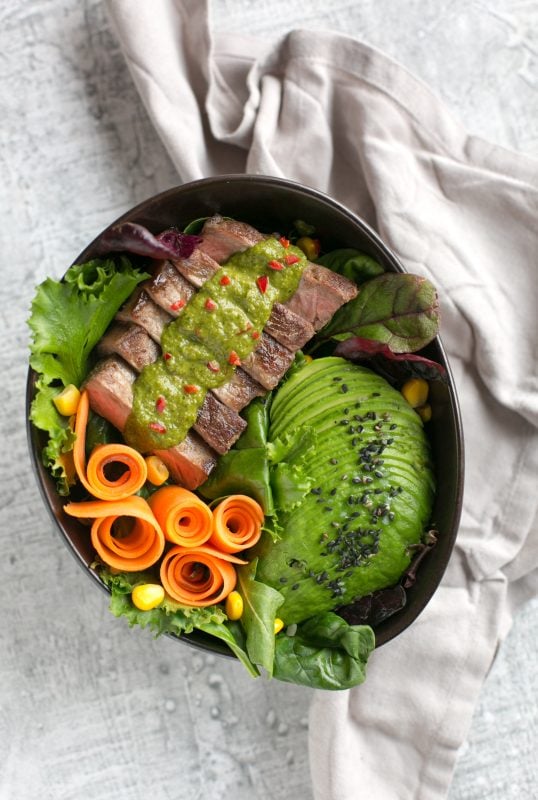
[74,390,147,500]
[148,485,214,547]
[210,494,264,553]
[160,545,246,607]
[64,496,165,572]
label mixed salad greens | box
[28,218,444,690]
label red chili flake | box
[235,322,252,335]
[284,253,300,265]
[220,274,231,286]
[149,421,166,434]
[228,351,241,366]
[205,298,217,311]
[155,395,167,413]
[184,384,200,394]
[251,330,260,340]
[257,275,268,294]
[207,360,220,373]
[279,236,290,248]
[170,298,186,312]
[268,259,283,271]
[163,352,172,361]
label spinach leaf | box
[319,273,440,353]
[237,559,284,676]
[317,249,384,284]
[199,447,274,515]
[197,620,260,678]
[273,613,375,690]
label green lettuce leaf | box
[316,249,384,284]
[273,612,375,690]
[318,272,440,353]
[237,559,284,676]
[28,257,148,493]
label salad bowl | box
[27,174,464,665]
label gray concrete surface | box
[1,1,537,798]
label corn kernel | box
[132,584,165,611]
[296,236,320,260]
[274,618,284,635]
[144,455,169,486]
[53,384,81,416]
[401,378,429,409]
[225,591,244,620]
[417,403,432,423]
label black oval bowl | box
[27,174,464,658]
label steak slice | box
[241,333,295,390]
[98,323,160,373]
[83,356,217,489]
[286,263,358,330]
[197,215,357,333]
[171,248,220,289]
[198,215,265,262]
[193,392,247,455]
[212,367,266,412]
[116,288,172,343]
[264,302,315,350]
[153,433,217,490]
[143,260,195,316]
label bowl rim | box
[26,172,465,657]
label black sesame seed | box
[324,506,333,512]
[330,488,337,496]
[291,583,300,590]
[333,376,342,382]
[374,470,383,479]
[343,407,349,414]
[341,384,349,393]
[352,476,361,484]
[311,487,322,495]
[374,488,383,495]
[340,419,349,426]
[279,576,288,584]
[351,437,359,446]
[372,392,381,397]
[353,414,363,421]
[390,423,397,430]
[357,425,364,433]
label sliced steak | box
[171,248,220,289]
[154,432,217,489]
[193,392,247,455]
[83,356,217,489]
[198,215,265,262]
[143,260,195,317]
[241,333,295,390]
[285,263,358,330]
[212,367,266,412]
[196,215,357,334]
[84,355,135,433]
[264,302,315,350]
[98,323,160,373]
[116,288,172,343]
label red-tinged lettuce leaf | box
[319,272,440,353]
[334,336,447,385]
[96,222,202,260]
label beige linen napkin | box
[107,1,538,797]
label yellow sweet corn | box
[401,378,429,409]
[132,584,165,611]
[53,384,81,416]
[296,236,320,260]
[274,618,284,635]
[417,404,432,423]
[144,455,169,486]
[225,591,244,621]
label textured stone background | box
[1,1,537,798]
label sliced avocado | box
[255,357,435,624]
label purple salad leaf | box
[336,585,407,626]
[334,336,447,385]
[96,223,202,260]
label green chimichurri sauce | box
[124,237,307,452]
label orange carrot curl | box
[64,496,165,572]
[74,390,147,500]
[210,495,264,553]
[148,485,213,547]
[160,545,246,607]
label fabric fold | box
[105,2,538,797]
